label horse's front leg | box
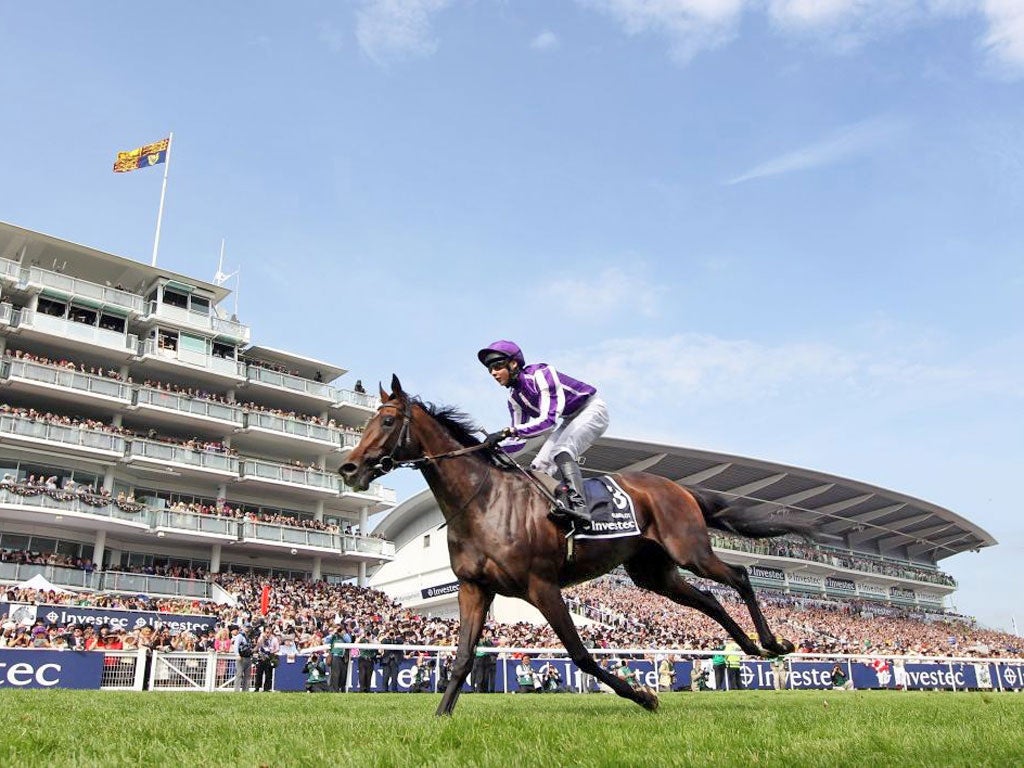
[436,580,494,717]
[529,581,658,712]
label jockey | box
[477,340,609,526]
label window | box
[179,332,207,354]
[212,341,235,359]
[98,313,125,332]
[37,297,66,317]
[423,534,431,548]
[162,288,188,309]
[190,295,210,314]
[157,329,178,351]
[69,304,97,326]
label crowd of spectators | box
[2,571,1021,658]
[711,532,956,587]
[4,348,125,381]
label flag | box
[113,137,169,173]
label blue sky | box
[1,1,1021,632]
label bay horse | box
[340,376,821,715]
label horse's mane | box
[414,398,516,471]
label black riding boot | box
[551,452,591,526]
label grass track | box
[2,690,1022,767]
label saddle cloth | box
[529,472,640,538]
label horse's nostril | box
[339,463,356,477]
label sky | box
[0,1,1021,633]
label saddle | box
[530,471,620,527]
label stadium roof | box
[376,436,996,564]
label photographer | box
[303,651,329,693]
[253,627,280,693]
[232,626,254,692]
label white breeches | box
[531,397,609,475]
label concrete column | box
[226,388,235,404]
[0,337,6,357]
[102,468,115,494]
[358,561,367,587]
[312,556,322,581]
[359,506,369,536]
[111,413,123,428]
[93,530,107,572]
[216,483,227,513]
[210,543,222,574]
[107,548,121,571]
[314,500,324,523]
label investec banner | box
[0,601,218,634]
[0,649,103,689]
[825,576,856,593]
[748,565,786,583]
[420,581,460,600]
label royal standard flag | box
[113,137,169,173]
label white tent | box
[15,573,74,593]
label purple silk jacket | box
[501,363,596,454]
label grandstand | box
[0,220,396,597]
[370,438,995,623]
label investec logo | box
[0,661,62,687]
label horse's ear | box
[378,381,390,403]
[390,374,403,397]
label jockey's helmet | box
[477,340,525,370]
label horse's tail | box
[691,488,824,541]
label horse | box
[340,376,822,715]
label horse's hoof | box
[765,638,795,656]
[638,687,660,712]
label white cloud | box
[531,30,560,50]
[981,0,1024,74]
[725,115,908,185]
[578,0,747,63]
[538,265,669,322]
[355,0,454,64]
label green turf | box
[1,690,1022,767]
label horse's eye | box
[382,416,395,427]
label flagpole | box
[151,131,173,267]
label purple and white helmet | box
[477,340,526,369]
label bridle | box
[370,398,494,475]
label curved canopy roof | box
[376,436,995,564]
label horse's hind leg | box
[624,547,764,656]
[436,581,494,717]
[529,581,658,712]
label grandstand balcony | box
[142,299,251,345]
[236,458,340,498]
[342,534,397,560]
[21,265,147,318]
[0,559,98,590]
[129,386,244,432]
[242,364,337,409]
[122,438,240,480]
[0,412,126,459]
[135,337,247,386]
[339,478,396,505]
[231,411,343,455]
[153,507,240,541]
[239,519,343,554]
[100,570,213,600]
[334,387,377,419]
[0,485,151,533]
[14,307,139,360]
[1,357,133,408]
[0,301,16,327]
[0,257,21,284]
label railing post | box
[133,647,149,691]
[205,651,219,691]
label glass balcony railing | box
[134,387,244,425]
[145,301,251,343]
[340,431,361,451]
[244,411,340,446]
[342,536,397,557]
[336,388,377,410]
[2,358,132,402]
[27,266,146,314]
[0,560,99,590]
[100,571,212,599]
[155,508,239,538]
[245,365,337,401]
[340,479,395,503]
[0,413,126,455]
[240,520,341,550]
[18,308,138,355]
[0,258,21,282]
[125,438,239,475]
[0,302,14,325]
[0,485,148,525]
[138,338,247,380]
[238,459,340,493]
